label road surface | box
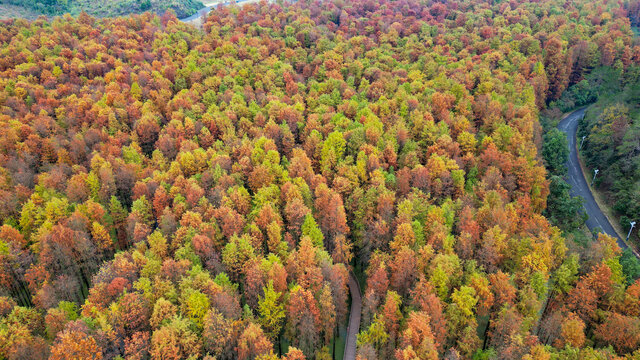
[557,108,635,253]
[343,272,361,360]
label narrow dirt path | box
[343,271,362,360]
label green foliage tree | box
[544,176,586,231]
[542,129,569,176]
[258,281,285,342]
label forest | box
[1,0,640,359]
[0,0,204,19]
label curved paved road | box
[558,108,637,255]
[343,272,361,360]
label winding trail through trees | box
[343,271,362,360]
[558,108,639,257]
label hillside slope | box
[1,1,640,359]
[2,0,203,19]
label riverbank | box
[179,0,264,26]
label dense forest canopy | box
[1,0,640,359]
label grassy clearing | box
[330,325,347,360]
[0,4,42,20]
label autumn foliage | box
[0,0,639,359]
